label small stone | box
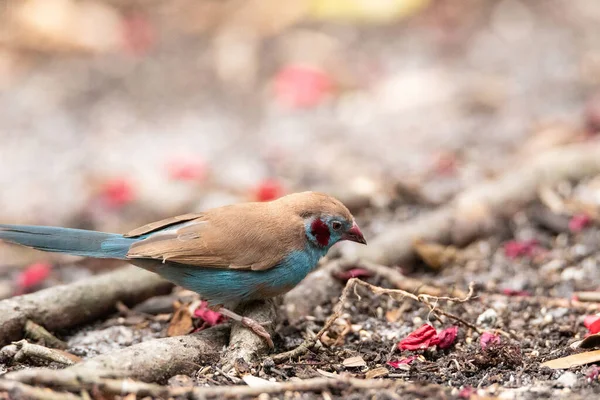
[168,375,194,388]
[548,308,569,319]
[477,309,498,327]
[555,371,578,388]
[262,357,275,370]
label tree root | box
[12,340,81,366]
[0,379,82,400]
[2,373,406,399]
[4,326,228,384]
[0,265,173,347]
[221,299,278,372]
[351,142,600,265]
[284,259,345,322]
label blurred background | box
[1,0,600,292]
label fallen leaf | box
[342,356,366,368]
[398,324,440,350]
[167,304,193,337]
[333,268,373,282]
[438,326,459,350]
[15,262,52,293]
[480,332,501,350]
[569,214,592,233]
[413,239,458,270]
[193,301,225,327]
[316,369,339,378]
[541,350,600,369]
[385,308,403,323]
[578,333,600,349]
[387,356,417,368]
[242,375,277,388]
[365,367,389,379]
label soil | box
[2,0,600,399]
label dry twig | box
[24,320,68,350]
[5,326,228,383]
[0,266,173,347]
[275,277,475,363]
[0,379,82,400]
[2,372,405,399]
[13,340,81,366]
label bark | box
[0,265,173,347]
[4,326,228,383]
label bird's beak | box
[342,221,367,245]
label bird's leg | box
[217,306,274,349]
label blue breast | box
[155,244,327,306]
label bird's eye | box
[331,221,342,231]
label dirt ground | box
[3,0,600,399]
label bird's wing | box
[124,213,204,237]
[125,204,305,271]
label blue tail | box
[0,224,139,259]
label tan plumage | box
[126,191,353,271]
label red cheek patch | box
[310,219,330,247]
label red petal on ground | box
[100,178,136,209]
[501,288,531,297]
[121,13,156,56]
[584,315,600,334]
[16,262,52,292]
[587,365,599,381]
[387,356,417,368]
[458,386,475,399]
[193,301,225,326]
[273,65,333,109]
[333,268,373,282]
[398,324,440,351]
[480,332,501,350]
[569,214,592,233]
[437,326,459,349]
[254,179,284,202]
[503,239,540,259]
[167,159,207,182]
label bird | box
[0,191,366,348]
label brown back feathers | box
[126,191,352,271]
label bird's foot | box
[241,316,274,349]
[217,307,274,349]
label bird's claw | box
[241,317,274,349]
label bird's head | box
[278,191,367,249]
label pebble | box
[477,308,498,327]
[555,371,578,388]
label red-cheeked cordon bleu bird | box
[0,191,366,348]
